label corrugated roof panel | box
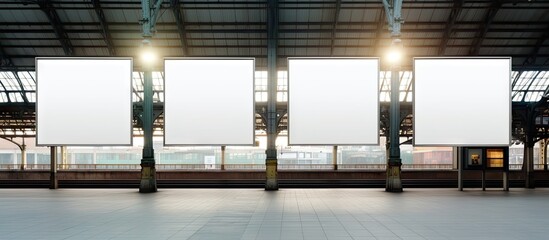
[495,9,549,22]
[33,47,64,56]
[480,47,532,56]
[192,9,214,22]
[227,47,240,56]
[0,9,48,22]
[183,9,199,22]
[452,31,477,39]
[344,9,372,22]
[458,7,487,22]
[56,9,96,23]
[279,8,297,23]
[448,38,475,47]
[320,8,335,22]
[104,9,140,23]
[422,9,450,22]
[248,47,265,56]
[209,9,236,22]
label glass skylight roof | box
[0,70,547,103]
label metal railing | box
[1,163,546,171]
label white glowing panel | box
[36,58,133,146]
[414,57,511,146]
[164,58,254,145]
[288,58,380,145]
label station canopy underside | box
[0,0,548,139]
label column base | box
[265,158,278,190]
[139,162,157,193]
[386,162,402,192]
[49,173,58,189]
[526,172,535,189]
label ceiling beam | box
[38,0,74,56]
[330,0,341,56]
[374,10,386,56]
[469,0,502,55]
[438,0,464,55]
[0,44,15,71]
[10,72,29,103]
[171,0,189,56]
[92,0,116,56]
[522,25,549,67]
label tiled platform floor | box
[0,188,547,240]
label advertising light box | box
[414,57,511,146]
[36,58,133,146]
[164,58,255,145]
[288,58,380,145]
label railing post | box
[221,146,226,170]
[332,146,338,170]
[49,146,58,189]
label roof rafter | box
[438,0,464,55]
[330,0,341,56]
[0,78,11,102]
[469,0,502,55]
[522,24,549,67]
[92,0,116,56]
[171,0,189,56]
[373,10,386,56]
[10,72,29,103]
[0,44,15,71]
[38,0,74,56]
[521,71,542,102]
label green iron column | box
[265,0,279,190]
[139,0,161,193]
[139,39,157,193]
[382,0,403,192]
[524,104,536,189]
[386,39,403,192]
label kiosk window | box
[487,149,504,168]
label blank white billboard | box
[36,58,133,146]
[414,57,511,146]
[288,58,380,145]
[164,58,254,145]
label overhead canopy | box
[0,0,548,71]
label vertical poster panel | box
[164,58,255,145]
[414,57,511,146]
[36,58,133,146]
[288,58,380,145]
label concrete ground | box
[0,188,547,240]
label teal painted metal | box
[139,0,163,193]
[265,0,279,190]
[382,0,403,192]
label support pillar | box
[382,0,404,192]
[481,170,486,191]
[50,146,58,189]
[265,0,279,190]
[138,0,162,193]
[524,141,535,189]
[385,38,403,192]
[60,146,68,169]
[541,139,547,171]
[503,170,509,191]
[221,146,226,170]
[139,50,157,193]
[332,146,338,170]
[20,140,26,170]
[457,147,463,191]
